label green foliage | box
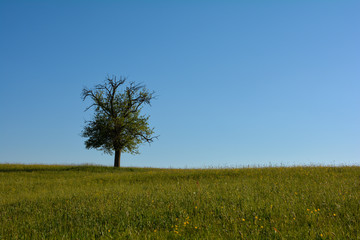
[1,164,359,239]
[81,76,157,155]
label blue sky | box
[0,1,359,168]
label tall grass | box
[1,164,359,239]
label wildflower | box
[154,230,157,232]
[242,218,245,221]
[320,234,323,237]
[195,226,198,229]
[333,214,336,216]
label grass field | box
[0,164,359,239]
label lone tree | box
[81,76,158,167]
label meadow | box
[0,164,359,239]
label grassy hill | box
[0,164,359,239]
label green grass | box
[0,164,359,239]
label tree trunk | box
[114,150,121,167]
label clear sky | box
[0,1,359,168]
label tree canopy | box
[81,76,158,167]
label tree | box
[81,76,158,167]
